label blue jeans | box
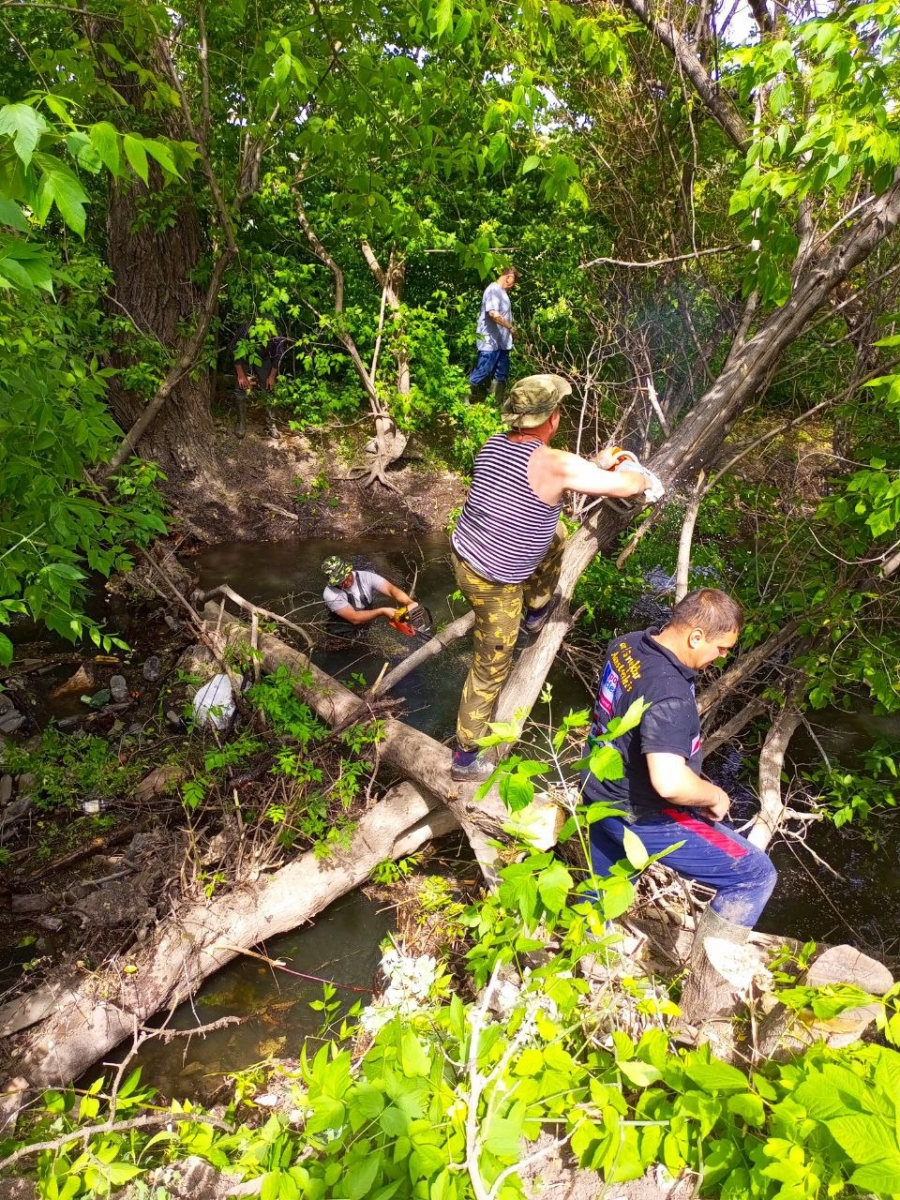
[470,349,511,385]
[589,809,777,926]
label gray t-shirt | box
[476,282,513,351]
[323,569,389,614]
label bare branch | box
[371,611,475,696]
[697,620,802,717]
[582,244,739,270]
[617,0,750,150]
[748,693,805,849]
[674,470,705,603]
[0,1113,235,1174]
[200,585,314,650]
[704,696,768,756]
[295,187,344,312]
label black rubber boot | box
[236,394,247,439]
[468,380,490,405]
[491,379,509,406]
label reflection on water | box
[757,712,900,953]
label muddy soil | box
[165,405,465,545]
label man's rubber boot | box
[236,394,247,439]
[491,379,508,406]
[679,904,754,1054]
[468,381,490,405]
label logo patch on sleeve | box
[598,663,621,717]
[690,733,702,757]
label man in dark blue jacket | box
[582,588,776,932]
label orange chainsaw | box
[389,604,433,638]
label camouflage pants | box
[453,520,567,750]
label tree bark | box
[104,177,220,477]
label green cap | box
[323,556,353,586]
[501,374,572,428]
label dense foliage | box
[3,1,900,1193]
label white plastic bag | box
[192,673,236,731]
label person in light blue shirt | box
[468,267,519,405]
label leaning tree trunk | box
[493,171,900,737]
[105,177,219,478]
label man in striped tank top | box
[450,374,663,782]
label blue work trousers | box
[589,809,777,927]
[469,349,511,386]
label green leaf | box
[588,744,624,782]
[123,134,149,184]
[827,1114,899,1165]
[537,860,573,912]
[273,53,292,87]
[0,633,12,667]
[850,1160,900,1193]
[618,1059,661,1088]
[683,1060,749,1094]
[400,1030,430,1077]
[600,875,634,920]
[522,154,541,174]
[90,122,120,176]
[144,139,179,177]
[768,80,792,115]
[621,826,649,870]
[0,199,28,232]
[727,1092,765,1126]
[0,103,49,167]
[33,155,88,237]
[305,1095,344,1132]
[346,1153,382,1200]
[352,1083,385,1119]
[435,0,453,37]
[483,1114,522,1159]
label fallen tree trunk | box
[218,606,511,872]
[371,611,475,696]
[1,782,456,1090]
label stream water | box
[49,536,900,1093]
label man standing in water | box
[582,588,777,938]
[322,557,418,628]
[468,267,519,406]
[450,373,663,782]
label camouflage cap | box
[501,374,572,429]
[322,556,354,586]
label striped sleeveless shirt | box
[451,434,562,584]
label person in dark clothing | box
[231,320,291,438]
[582,588,777,934]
